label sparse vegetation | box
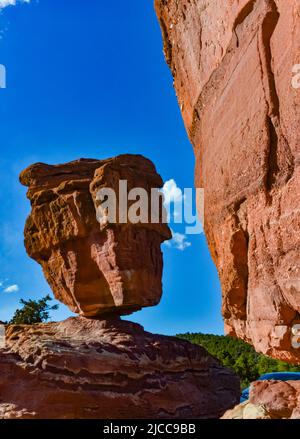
[9,295,59,325]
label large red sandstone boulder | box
[20,155,171,317]
[223,380,300,419]
[0,317,240,419]
[155,0,300,362]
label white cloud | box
[165,229,191,251]
[3,284,19,293]
[0,0,30,9]
[162,179,183,205]
[162,179,185,221]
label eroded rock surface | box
[223,380,300,419]
[0,317,240,419]
[155,0,300,362]
[20,155,171,317]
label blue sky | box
[0,0,223,335]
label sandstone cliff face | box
[223,379,300,419]
[0,318,240,419]
[155,0,300,362]
[20,155,171,317]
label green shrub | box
[10,295,59,325]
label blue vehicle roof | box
[258,372,300,381]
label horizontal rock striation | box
[0,318,240,419]
[155,0,300,362]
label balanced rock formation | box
[13,154,241,419]
[0,317,240,419]
[155,0,300,362]
[20,155,171,317]
[223,380,300,419]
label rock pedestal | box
[0,317,240,419]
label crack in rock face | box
[155,0,300,363]
[20,154,171,318]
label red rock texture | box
[223,380,300,419]
[155,0,300,362]
[0,317,240,419]
[20,155,171,318]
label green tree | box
[10,295,59,325]
[177,332,300,388]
